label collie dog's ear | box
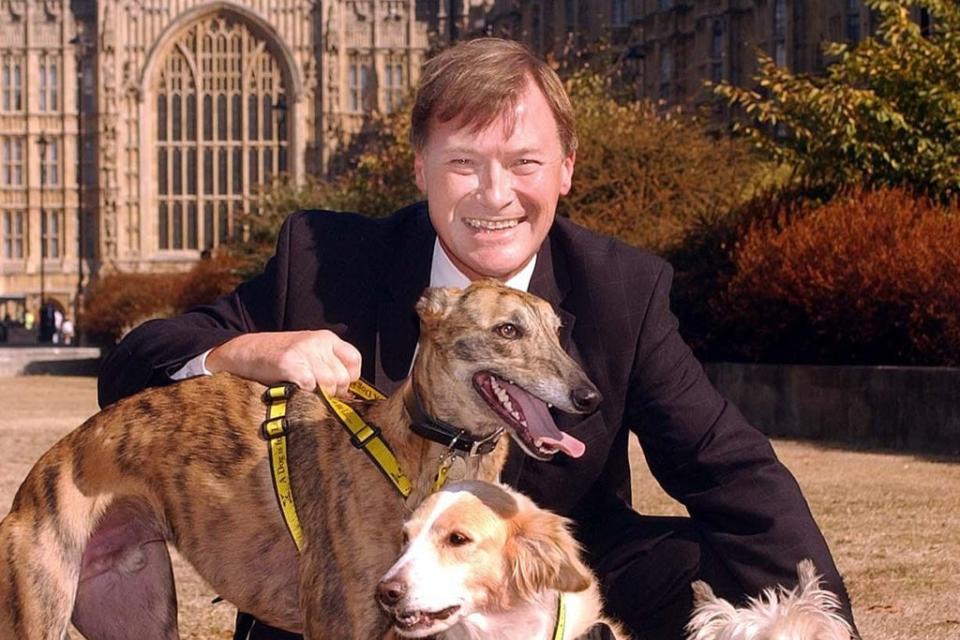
[508,506,593,598]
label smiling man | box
[99,38,857,639]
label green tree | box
[714,0,960,199]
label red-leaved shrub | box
[81,272,184,343]
[717,188,960,365]
[82,251,243,344]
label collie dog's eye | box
[495,323,521,339]
[447,531,471,546]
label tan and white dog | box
[686,559,854,640]
[0,281,600,640]
[377,480,628,640]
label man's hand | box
[205,330,362,397]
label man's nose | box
[477,163,513,209]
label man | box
[99,38,857,639]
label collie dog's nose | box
[571,386,601,413]
[377,578,407,607]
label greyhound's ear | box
[416,287,461,324]
[507,504,593,599]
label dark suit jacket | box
[99,202,854,630]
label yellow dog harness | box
[261,379,455,552]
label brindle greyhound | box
[0,280,600,639]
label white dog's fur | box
[377,480,628,640]
[686,559,854,640]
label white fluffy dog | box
[686,560,854,640]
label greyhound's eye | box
[495,323,522,339]
[447,531,472,547]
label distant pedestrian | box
[53,309,64,344]
[24,310,34,331]
[61,319,75,346]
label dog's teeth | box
[547,402,553,408]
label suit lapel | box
[501,228,577,487]
[373,205,435,395]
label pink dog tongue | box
[499,380,586,458]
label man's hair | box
[410,38,577,155]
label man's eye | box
[513,159,541,174]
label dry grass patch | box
[1,377,958,639]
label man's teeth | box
[465,218,520,230]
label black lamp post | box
[37,134,48,318]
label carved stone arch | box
[138,2,304,256]
[140,1,302,103]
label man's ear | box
[507,504,593,599]
[415,287,461,326]
[414,152,427,194]
[559,151,575,196]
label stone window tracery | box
[38,53,59,112]
[1,54,23,112]
[41,209,61,259]
[348,53,372,113]
[1,136,23,186]
[41,138,59,186]
[155,15,288,251]
[2,210,24,260]
[383,55,404,113]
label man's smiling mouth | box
[464,217,524,231]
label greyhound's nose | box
[571,386,602,413]
[377,578,407,607]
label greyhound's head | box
[411,280,601,461]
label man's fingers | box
[332,340,363,381]
[313,354,353,398]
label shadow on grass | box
[772,436,960,465]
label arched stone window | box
[155,15,287,251]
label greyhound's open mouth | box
[473,372,586,461]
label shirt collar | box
[429,237,537,292]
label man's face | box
[414,80,575,281]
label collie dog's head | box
[377,480,593,638]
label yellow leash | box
[316,381,413,499]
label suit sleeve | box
[96,212,297,408]
[620,262,854,622]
